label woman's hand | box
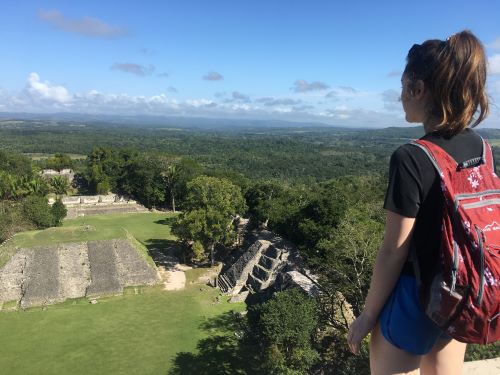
[347,311,377,355]
[347,212,415,355]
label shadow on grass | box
[167,311,263,375]
[143,239,182,267]
[154,217,177,226]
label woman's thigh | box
[420,338,467,375]
[370,322,421,375]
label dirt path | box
[149,247,191,290]
[463,357,500,375]
[157,265,188,290]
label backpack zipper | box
[454,190,500,211]
[455,189,500,202]
[462,198,500,209]
[451,240,459,292]
[475,225,485,306]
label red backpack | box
[411,138,500,344]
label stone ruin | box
[41,168,75,183]
[217,229,321,302]
[0,239,159,309]
[47,194,150,220]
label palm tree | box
[0,172,20,200]
[25,177,49,196]
[50,176,70,196]
[161,164,180,212]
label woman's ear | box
[413,80,426,99]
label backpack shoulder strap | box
[408,140,445,176]
[481,138,496,172]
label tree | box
[247,289,319,374]
[172,176,247,265]
[50,175,70,196]
[310,202,383,375]
[46,153,72,172]
[51,198,67,226]
[245,181,285,227]
[0,172,20,200]
[96,178,111,195]
[161,163,180,212]
[21,195,53,229]
[23,176,50,197]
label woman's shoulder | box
[390,142,431,167]
[420,128,482,144]
[419,128,483,163]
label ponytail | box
[404,30,489,136]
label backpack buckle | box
[457,157,485,170]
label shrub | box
[21,195,53,229]
[247,289,319,374]
[96,179,111,195]
[51,198,67,226]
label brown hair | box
[403,30,489,136]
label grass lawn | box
[0,281,245,374]
[10,212,178,249]
[0,212,247,374]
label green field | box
[0,213,246,375]
[11,212,178,249]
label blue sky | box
[1,0,499,127]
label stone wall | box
[0,239,159,309]
[65,204,149,220]
[41,169,75,183]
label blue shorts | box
[379,275,450,355]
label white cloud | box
[38,10,127,39]
[325,86,359,100]
[25,72,72,103]
[231,91,250,102]
[487,37,500,51]
[488,54,500,75]
[256,97,301,106]
[203,72,224,81]
[381,89,401,111]
[3,73,499,128]
[292,79,329,93]
[111,63,155,76]
[185,99,216,108]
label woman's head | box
[402,30,489,136]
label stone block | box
[0,249,33,306]
[21,246,61,307]
[62,196,81,205]
[86,240,122,297]
[81,196,99,204]
[99,194,116,204]
[113,239,159,286]
[229,291,249,303]
[58,243,90,299]
[263,245,281,259]
[252,264,271,281]
[258,254,279,270]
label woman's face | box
[400,75,426,123]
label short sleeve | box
[383,145,424,218]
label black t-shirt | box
[383,128,486,287]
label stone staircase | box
[217,274,234,293]
[246,244,289,293]
[218,239,290,296]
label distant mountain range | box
[1,112,499,136]
[0,112,340,129]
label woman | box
[347,30,490,374]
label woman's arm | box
[347,210,416,354]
